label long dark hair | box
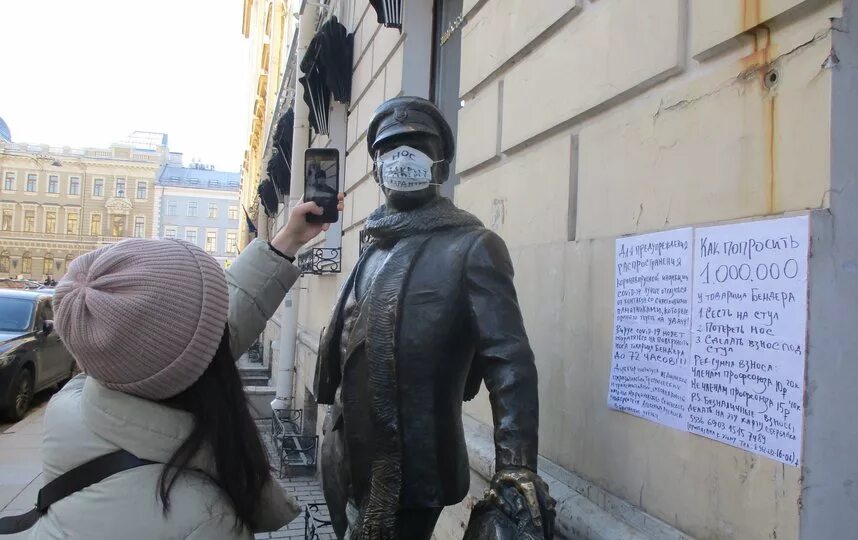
[159,328,270,530]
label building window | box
[167,201,177,216]
[1,209,12,231]
[136,181,147,200]
[23,210,35,232]
[63,254,74,273]
[115,178,126,198]
[205,231,217,253]
[66,213,79,235]
[21,252,31,275]
[187,202,198,217]
[43,253,54,276]
[26,174,37,192]
[93,178,104,197]
[164,226,178,239]
[45,211,56,234]
[48,175,59,194]
[3,172,15,191]
[228,206,238,220]
[69,177,80,195]
[90,214,102,235]
[208,203,218,219]
[226,232,238,254]
[111,215,125,237]
[134,216,145,238]
[0,251,9,273]
[185,228,198,244]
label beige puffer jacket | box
[28,240,302,539]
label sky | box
[0,0,252,172]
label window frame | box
[205,230,218,254]
[25,173,38,193]
[1,208,13,232]
[92,178,105,198]
[68,176,81,196]
[23,209,35,233]
[89,213,102,236]
[135,181,148,200]
[3,172,16,192]
[66,212,79,235]
[115,177,126,198]
[187,201,198,217]
[133,216,145,238]
[47,175,59,194]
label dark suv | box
[0,290,76,420]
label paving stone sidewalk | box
[254,419,335,540]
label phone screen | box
[304,150,339,223]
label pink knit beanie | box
[53,238,229,400]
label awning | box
[318,16,353,103]
[268,108,294,197]
[258,179,279,217]
[299,16,354,135]
[369,0,402,30]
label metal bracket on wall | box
[297,247,341,275]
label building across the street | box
[155,162,241,267]
[0,130,169,281]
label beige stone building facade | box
[0,135,164,281]
[251,0,858,538]
[239,0,299,250]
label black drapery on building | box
[268,108,294,197]
[258,179,280,217]
[369,0,402,30]
[299,16,354,135]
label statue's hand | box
[485,468,556,539]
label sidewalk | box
[0,402,47,540]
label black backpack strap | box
[0,450,155,534]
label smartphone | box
[304,148,340,223]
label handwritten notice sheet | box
[608,228,693,430]
[688,215,808,466]
[608,216,809,467]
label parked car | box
[0,278,43,291]
[0,289,76,420]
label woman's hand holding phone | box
[271,193,345,257]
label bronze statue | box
[315,96,554,539]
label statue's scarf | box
[347,197,481,538]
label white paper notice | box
[688,216,808,466]
[608,228,693,430]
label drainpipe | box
[257,203,269,242]
[272,1,317,412]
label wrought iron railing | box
[304,503,332,540]
[297,247,341,275]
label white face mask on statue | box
[375,146,442,192]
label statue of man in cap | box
[315,96,553,539]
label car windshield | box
[0,298,35,332]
